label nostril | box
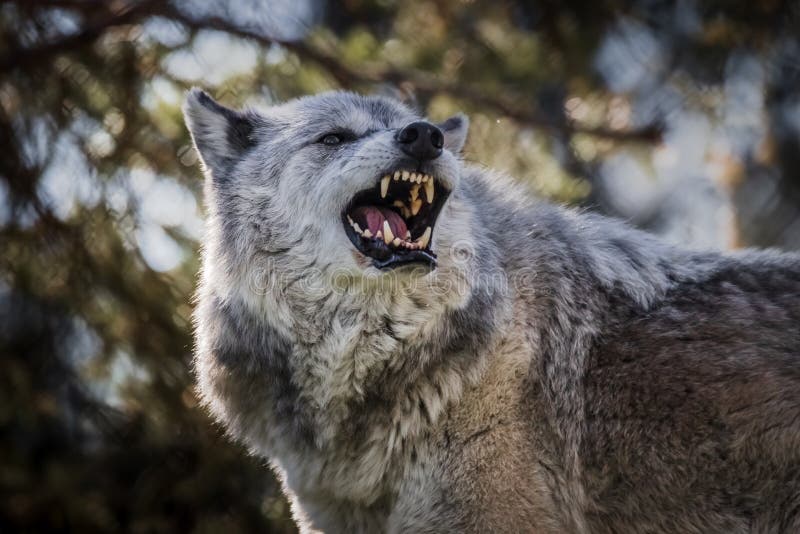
[397,121,443,161]
[397,125,419,144]
[430,129,444,149]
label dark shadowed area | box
[1,0,799,532]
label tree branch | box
[167,8,663,143]
[0,0,162,74]
[3,1,662,143]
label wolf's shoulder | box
[589,247,800,382]
[638,248,800,328]
[582,249,800,498]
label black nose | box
[396,121,444,161]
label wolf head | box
[185,88,469,270]
[186,91,509,488]
[186,88,492,451]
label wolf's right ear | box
[183,88,262,180]
[438,113,469,154]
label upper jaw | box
[342,168,452,270]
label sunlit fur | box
[186,88,800,533]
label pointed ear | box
[438,113,469,154]
[183,88,261,179]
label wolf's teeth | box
[410,184,420,202]
[411,198,423,215]
[363,229,372,238]
[381,176,390,198]
[393,171,401,180]
[421,174,429,182]
[402,171,410,181]
[424,179,434,203]
[417,226,431,249]
[405,230,411,239]
[376,230,382,239]
[382,221,394,244]
[347,216,363,234]
[392,237,401,246]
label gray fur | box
[185,88,800,533]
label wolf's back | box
[575,254,800,532]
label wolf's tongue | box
[351,206,408,238]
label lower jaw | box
[371,248,437,270]
[344,222,438,270]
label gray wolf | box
[184,88,800,533]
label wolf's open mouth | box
[342,170,450,269]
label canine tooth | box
[421,174,429,182]
[376,230,382,239]
[394,171,401,180]
[392,237,401,246]
[411,198,423,215]
[363,229,372,238]
[402,171,410,181]
[417,226,431,248]
[382,221,394,244]
[381,176,390,198]
[424,179,434,203]
[410,184,420,202]
[405,230,411,239]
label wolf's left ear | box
[183,88,262,180]
[438,113,469,154]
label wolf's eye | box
[320,134,343,146]
[316,130,358,147]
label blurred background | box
[2,0,800,531]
